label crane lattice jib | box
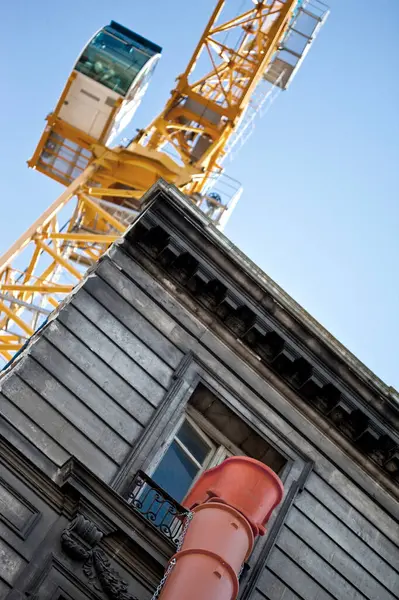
[132,0,296,194]
[0,0,327,364]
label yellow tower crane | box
[0,0,329,363]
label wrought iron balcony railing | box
[127,470,189,546]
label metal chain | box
[150,558,177,600]
[176,510,193,552]
[150,511,193,600]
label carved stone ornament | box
[61,516,138,600]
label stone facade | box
[0,180,398,600]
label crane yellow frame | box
[132,0,294,194]
[0,0,298,361]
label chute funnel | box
[158,457,284,600]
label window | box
[127,382,287,546]
[150,416,232,503]
[128,415,233,544]
[75,25,158,96]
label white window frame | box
[146,408,245,501]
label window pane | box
[75,29,153,96]
[152,440,199,503]
[176,421,212,464]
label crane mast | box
[0,0,328,363]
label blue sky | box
[1,1,398,389]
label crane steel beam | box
[131,0,297,195]
[0,161,137,361]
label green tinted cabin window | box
[75,27,154,96]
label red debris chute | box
[158,456,284,600]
